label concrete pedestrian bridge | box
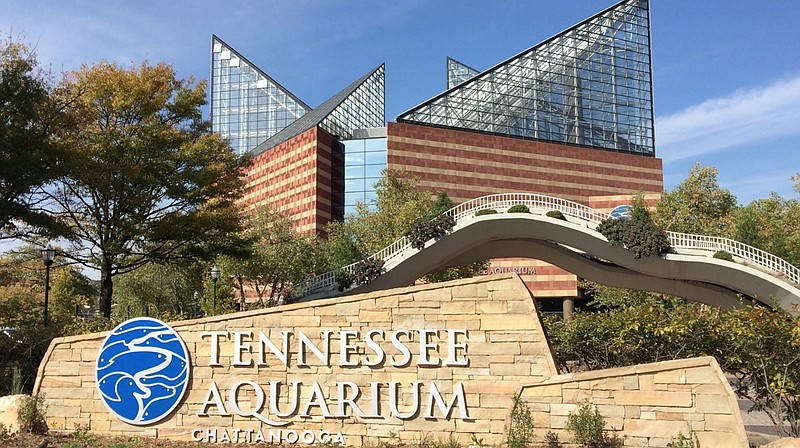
[300,193,800,316]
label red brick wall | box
[240,126,336,236]
[387,122,664,298]
[387,122,663,203]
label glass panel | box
[398,0,654,156]
[211,36,310,155]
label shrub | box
[597,218,671,259]
[667,432,696,448]
[566,402,620,447]
[546,210,567,220]
[406,214,456,250]
[713,250,734,262]
[474,208,498,217]
[335,271,354,292]
[507,392,534,448]
[351,258,384,285]
[508,204,530,213]
[19,394,47,433]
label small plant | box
[352,258,385,284]
[415,433,436,448]
[317,439,343,448]
[597,218,671,259]
[378,431,400,448]
[335,270,354,292]
[544,430,560,448]
[566,402,618,447]
[667,432,696,448]
[507,392,535,448]
[508,204,531,213]
[406,214,456,250]
[475,208,498,216]
[18,394,47,434]
[546,210,567,220]
[435,435,461,448]
[11,365,24,395]
[470,434,485,447]
[713,250,734,262]
[0,424,10,441]
[108,439,140,448]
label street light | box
[193,291,199,318]
[41,244,55,327]
[210,266,220,312]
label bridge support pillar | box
[563,297,575,322]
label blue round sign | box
[609,204,633,220]
[96,317,190,425]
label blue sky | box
[3,0,799,204]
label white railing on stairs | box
[298,193,800,297]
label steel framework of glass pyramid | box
[447,57,480,89]
[253,64,385,155]
[211,35,311,155]
[399,0,654,155]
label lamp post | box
[193,291,199,318]
[210,266,220,312]
[41,244,55,327]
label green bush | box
[566,402,615,447]
[507,393,534,448]
[507,204,530,213]
[19,394,47,433]
[351,258,385,285]
[713,250,734,262]
[406,214,456,250]
[596,218,671,259]
[474,208,498,216]
[546,210,567,220]
[335,271,354,292]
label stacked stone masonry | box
[34,274,746,447]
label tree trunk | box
[100,263,114,318]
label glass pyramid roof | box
[211,35,311,155]
[399,0,654,156]
[447,57,480,89]
[253,64,385,155]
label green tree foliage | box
[112,261,205,320]
[325,170,485,283]
[655,164,737,236]
[43,61,251,318]
[219,207,327,307]
[734,193,800,266]
[49,266,96,319]
[0,36,64,239]
[596,192,671,259]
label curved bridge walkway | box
[298,193,800,316]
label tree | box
[655,164,737,237]
[324,170,485,282]
[43,61,251,318]
[219,207,327,307]
[49,267,96,319]
[734,194,800,266]
[0,36,64,239]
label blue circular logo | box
[96,317,190,425]
[609,204,633,220]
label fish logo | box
[96,317,190,425]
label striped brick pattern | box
[387,122,663,203]
[241,127,336,235]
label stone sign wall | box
[33,273,749,447]
[34,274,557,445]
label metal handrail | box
[298,193,800,296]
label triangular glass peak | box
[254,64,385,154]
[447,57,480,89]
[399,0,654,156]
[211,35,311,155]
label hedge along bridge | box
[299,193,800,316]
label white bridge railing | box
[298,193,800,297]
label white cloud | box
[656,74,800,163]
